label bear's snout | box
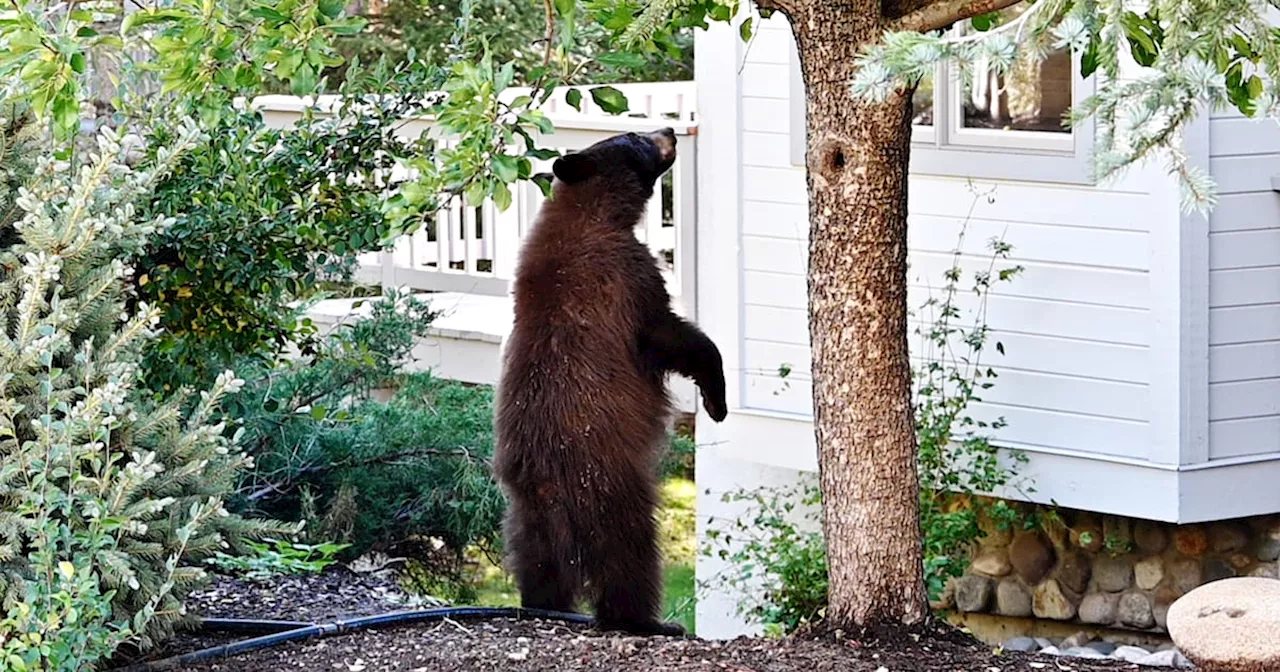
[646,128,677,162]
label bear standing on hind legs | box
[493,128,727,637]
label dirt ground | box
[178,618,1145,671]
[117,568,1159,672]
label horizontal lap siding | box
[736,17,1151,461]
[1207,108,1280,459]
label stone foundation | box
[941,506,1280,633]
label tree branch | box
[884,0,1025,34]
[542,0,555,67]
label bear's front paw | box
[702,394,727,423]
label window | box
[789,9,1096,184]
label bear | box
[493,127,728,637]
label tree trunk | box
[791,9,928,628]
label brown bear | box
[493,128,727,637]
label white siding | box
[735,17,1166,462]
[1207,106,1280,460]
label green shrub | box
[206,539,350,582]
[0,126,291,670]
[661,431,695,480]
[701,480,827,636]
[134,89,427,393]
[226,293,505,567]
[0,100,40,242]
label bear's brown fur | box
[493,128,727,637]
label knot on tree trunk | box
[811,135,859,186]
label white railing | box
[253,81,698,317]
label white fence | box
[253,81,698,317]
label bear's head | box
[551,128,677,200]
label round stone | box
[1210,523,1250,553]
[1249,563,1277,579]
[1172,559,1204,595]
[1168,577,1280,672]
[996,579,1033,617]
[954,574,994,613]
[1104,516,1133,548]
[1010,532,1056,585]
[1078,593,1118,625]
[1257,530,1280,563]
[1086,641,1117,656]
[1002,636,1037,653]
[1113,645,1154,663]
[1119,591,1156,629]
[1205,558,1237,583]
[1135,520,1169,554]
[1032,579,1077,620]
[1136,556,1165,590]
[1155,602,1171,630]
[1056,549,1092,593]
[971,550,1012,577]
[1175,526,1209,557]
[1074,525,1104,552]
[1095,556,1134,592]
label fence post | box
[674,133,698,320]
[379,250,396,296]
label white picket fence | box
[253,81,699,316]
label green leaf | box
[70,52,87,74]
[496,62,515,92]
[565,87,583,111]
[1079,38,1099,78]
[121,8,188,33]
[248,6,291,23]
[494,181,513,211]
[291,63,317,95]
[554,0,575,17]
[739,17,753,42]
[526,147,560,160]
[492,154,519,183]
[532,173,554,198]
[589,86,629,115]
[465,181,486,207]
[526,111,556,135]
[318,0,346,19]
[596,51,647,70]
[311,405,328,420]
[52,90,79,140]
[1248,74,1264,99]
[328,17,366,35]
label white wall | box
[1206,107,1280,461]
[732,16,1172,463]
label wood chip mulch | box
[117,568,1170,671]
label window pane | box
[913,74,934,127]
[956,7,1072,133]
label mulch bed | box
[119,568,1169,671]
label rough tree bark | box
[754,0,1025,629]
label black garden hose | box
[111,606,596,671]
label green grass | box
[466,476,698,632]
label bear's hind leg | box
[590,507,685,637]
[505,501,579,613]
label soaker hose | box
[111,606,595,671]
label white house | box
[693,13,1280,638]
[265,8,1280,642]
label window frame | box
[788,41,1097,185]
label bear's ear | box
[552,153,597,184]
